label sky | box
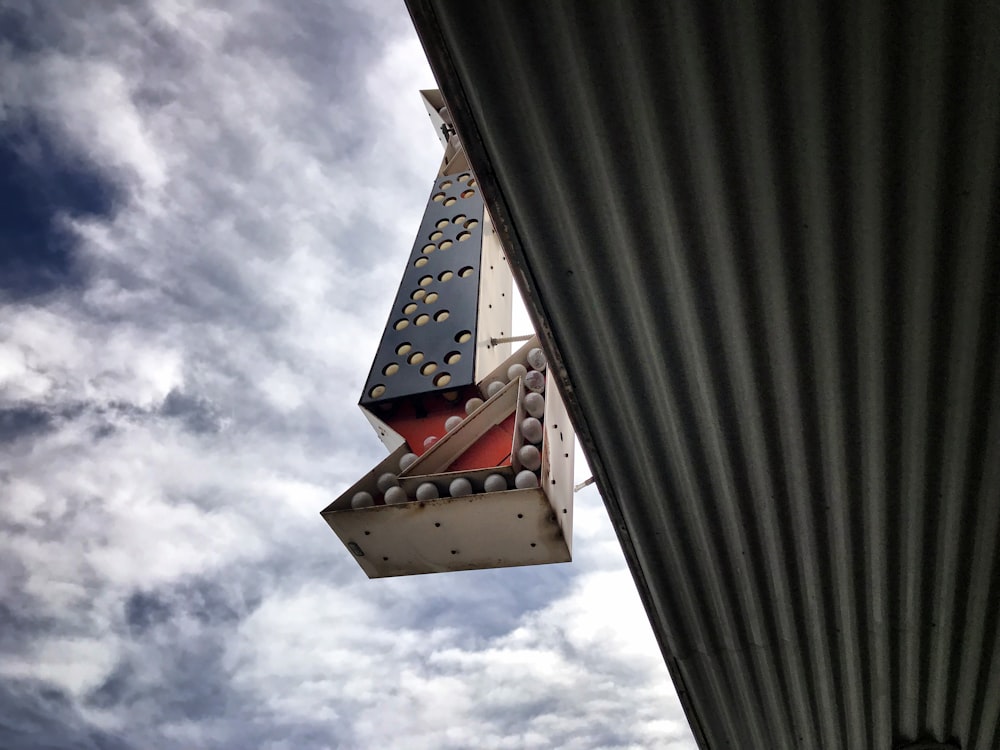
[0,2,697,748]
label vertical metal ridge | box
[964,330,1000,750]
[782,2,857,744]
[844,0,893,744]
[895,2,950,736]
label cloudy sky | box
[0,2,696,748]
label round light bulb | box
[449,477,473,497]
[524,370,545,393]
[520,416,544,444]
[518,444,541,471]
[465,397,484,415]
[416,482,440,501]
[524,392,545,419]
[507,363,527,382]
[399,453,418,472]
[384,486,408,504]
[486,381,504,398]
[351,491,374,509]
[515,469,539,489]
[483,473,508,493]
[377,472,399,492]
[423,435,438,450]
[445,415,463,432]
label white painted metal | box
[473,215,513,382]
[323,488,570,578]
[540,367,574,555]
[421,89,468,176]
[420,89,450,148]
[359,405,406,452]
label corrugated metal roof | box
[405,2,1000,748]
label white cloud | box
[228,570,688,750]
[3,635,120,696]
[44,57,168,190]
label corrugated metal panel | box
[405,2,1000,748]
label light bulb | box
[351,491,374,509]
[416,482,440,501]
[483,473,508,492]
[524,370,545,393]
[520,417,543,444]
[449,477,473,497]
[507,363,527,382]
[518,444,541,471]
[377,472,399,492]
[384,486,407,504]
[524,392,545,419]
[515,469,539,489]
[527,347,547,371]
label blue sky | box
[0,2,695,748]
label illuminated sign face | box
[321,91,574,578]
[361,171,484,407]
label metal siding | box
[406,1,1000,748]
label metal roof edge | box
[402,2,711,745]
